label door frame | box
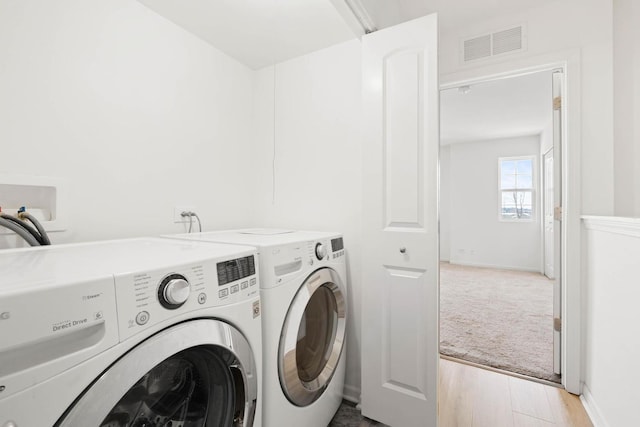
[543,146,555,280]
[439,49,582,394]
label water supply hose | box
[0,213,45,245]
[192,212,202,232]
[18,209,50,245]
[0,217,41,246]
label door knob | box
[399,247,406,254]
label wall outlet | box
[174,206,197,223]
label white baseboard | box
[342,384,360,405]
[447,260,542,273]
[580,385,610,427]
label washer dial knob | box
[315,243,327,260]
[158,274,190,309]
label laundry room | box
[1,1,639,426]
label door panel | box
[385,50,424,227]
[544,150,555,279]
[361,13,439,427]
[383,266,427,394]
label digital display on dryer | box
[216,255,255,286]
[331,237,344,252]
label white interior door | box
[543,149,555,279]
[552,70,563,376]
[361,14,439,427]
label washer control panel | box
[158,274,190,309]
[114,253,259,341]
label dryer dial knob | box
[158,274,190,309]
[315,243,327,260]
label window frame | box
[498,155,536,222]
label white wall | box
[0,0,623,409]
[581,7,640,425]
[582,217,640,427]
[439,145,452,262]
[0,0,363,404]
[0,0,256,249]
[254,0,615,401]
[442,136,541,271]
[613,0,640,217]
[438,1,613,393]
[439,0,614,216]
[252,40,363,400]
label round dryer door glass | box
[296,285,338,382]
[279,267,347,407]
[100,347,235,427]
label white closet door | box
[361,13,439,427]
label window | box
[499,156,535,221]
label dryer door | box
[279,267,347,406]
[57,319,257,427]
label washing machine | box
[164,229,347,427]
[0,237,262,427]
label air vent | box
[492,26,523,55]
[463,35,491,62]
[462,25,525,63]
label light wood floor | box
[361,358,593,427]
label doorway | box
[438,70,561,383]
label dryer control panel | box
[114,254,259,341]
[258,236,346,290]
[330,237,345,259]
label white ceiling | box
[137,0,567,70]
[137,1,554,141]
[138,0,359,70]
[360,0,563,32]
[440,71,552,145]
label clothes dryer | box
[0,237,261,427]
[164,229,348,427]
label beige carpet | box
[439,262,560,383]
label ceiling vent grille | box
[463,34,491,62]
[492,26,523,55]
[462,25,525,63]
